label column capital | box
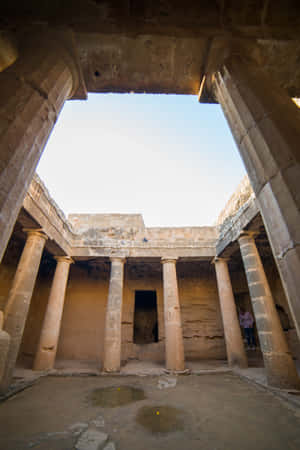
[0,31,18,72]
[212,256,230,265]
[54,256,74,265]
[110,256,126,264]
[161,257,178,265]
[198,39,256,103]
[238,230,259,241]
[19,28,87,101]
[23,228,48,241]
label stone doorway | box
[133,291,158,345]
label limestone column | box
[238,231,299,389]
[33,256,73,371]
[213,57,300,340]
[0,229,47,392]
[161,258,185,371]
[103,257,125,372]
[0,32,18,72]
[0,311,10,389]
[0,30,80,263]
[214,257,248,368]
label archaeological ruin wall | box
[0,171,299,392]
[0,175,227,367]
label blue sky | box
[37,93,246,227]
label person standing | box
[239,307,256,350]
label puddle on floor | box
[90,385,146,407]
[136,405,184,433]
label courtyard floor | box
[1,371,300,450]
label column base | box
[33,351,55,371]
[101,369,121,375]
[101,361,121,374]
[0,330,10,393]
[264,352,300,390]
[228,354,248,369]
[163,368,191,375]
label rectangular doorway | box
[134,290,158,344]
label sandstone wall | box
[122,266,165,363]
[56,262,226,364]
[178,263,226,360]
[57,263,109,362]
[8,250,299,366]
[16,261,227,365]
[123,262,226,362]
[69,214,145,238]
[140,227,217,244]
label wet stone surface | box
[136,405,184,433]
[1,374,300,450]
[89,385,146,408]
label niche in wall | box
[134,290,158,344]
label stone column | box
[214,257,248,368]
[33,256,73,371]
[238,231,299,389]
[0,229,47,392]
[213,57,300,340]
[0,311,10,388]
[161,258,185,372]
[103,257,125,372]
[0,32,18,72]
[0,30,80,263]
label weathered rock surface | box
[103,442,116,450]
[69,422,89,436]
[75,429,108,450]
[216,176,254,228]
[158,376,177,389]
[90,416,105,428]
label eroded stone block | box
[75,430,108,450]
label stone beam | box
[70,246,216,259]
[22,176,74,256]
[216,197,259,257]
[3,2,300,39]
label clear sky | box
[36,93,246,227]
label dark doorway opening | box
[134,291,158,344]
